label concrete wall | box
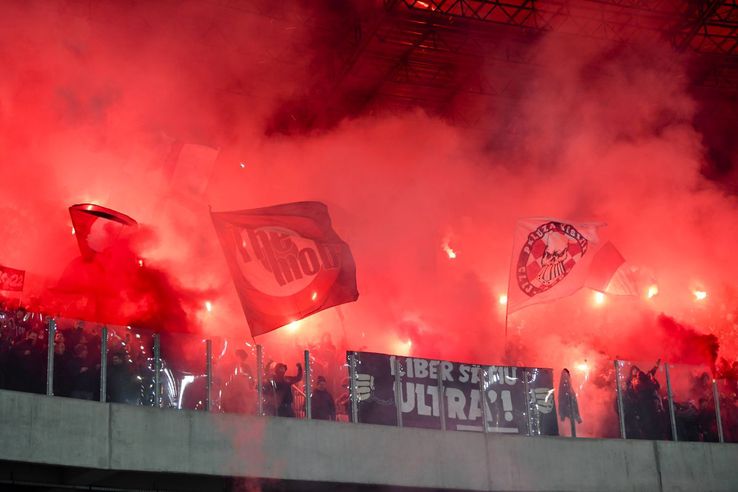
[1,389,737,491]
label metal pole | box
[304,350,312,420]
[478,367,489,433]
[46,318,56,396]
[523,368,532,436]
[614,360,627,439]
[437,361,446,431]
[205,340,212,412]
[393,356,403,428]
[256,345,263,416]
[665,363,678,441]
[713,380,724,443]
[99,326,108,403]
[153,333,161,408]
[349,352,358,423]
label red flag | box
[0,265,25,292]
[507,218,622,313]
[69,204,138,261]
[211,202,359,336]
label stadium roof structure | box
[259,0,738,136]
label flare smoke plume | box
[1,1,737,394]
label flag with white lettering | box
[349,351,558,435]
[507,218,623,313]
[0,265,25,291]
[211,202,359,336]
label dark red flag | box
[69,204,138,261]
[0,265,25,292]
[211,202,358,337]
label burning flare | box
[442,241,457,259]
[646,284,658,299]
[593,291,606,305]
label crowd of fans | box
[0,305,152,403]
[617,360,727,441]
[4,304,738,437]
[218,351,344,420]
[0,304,348,419]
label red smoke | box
[53,222,210,334]
[1,0,737,395]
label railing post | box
[437,360,446,431]
[523,368,532,436]
[713,379,724,443]
[304,350,312,419]
[153,333,161,408]
[393,356,403,428]
[205,339,212,412]
[256,345,264,416]
[665,363,678,441]
[478,367,489,433]
[349,352,358,423]
[100,326,108,403]
[614,360,627,439]
[46,318,56,396]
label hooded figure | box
[558,368,582,436]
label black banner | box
[349,351,558,435]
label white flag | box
[507,218,622,313]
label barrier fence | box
[0,311,736,442]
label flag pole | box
[335,305,349,348]
[504,221,517,352]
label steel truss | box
[673,0,738,56]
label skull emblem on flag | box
[516,221,589,297]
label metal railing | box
[0,311,735,442]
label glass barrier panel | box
[0,309,9,391]
[0,309,48,394]
[159,332,207,410]
[667,363,718,442]
[53,317,103,400]
[291,355,307,420]
[217,338,258,416]
[105,324,155,406]
[260,345,277,417]
[335,357,351,423]
[716,378,738,443]
[617,360,671,440]
[260,348,305,418]
[524,367,558,436]
[0,308,15,391]
[557,362,620,439]
[306,336,343,421]
[306,354,339,422]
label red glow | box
[0,1,735,408]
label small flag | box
[0,264,25,292]
[69,204,137,260]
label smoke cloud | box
[1,0,737,421]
